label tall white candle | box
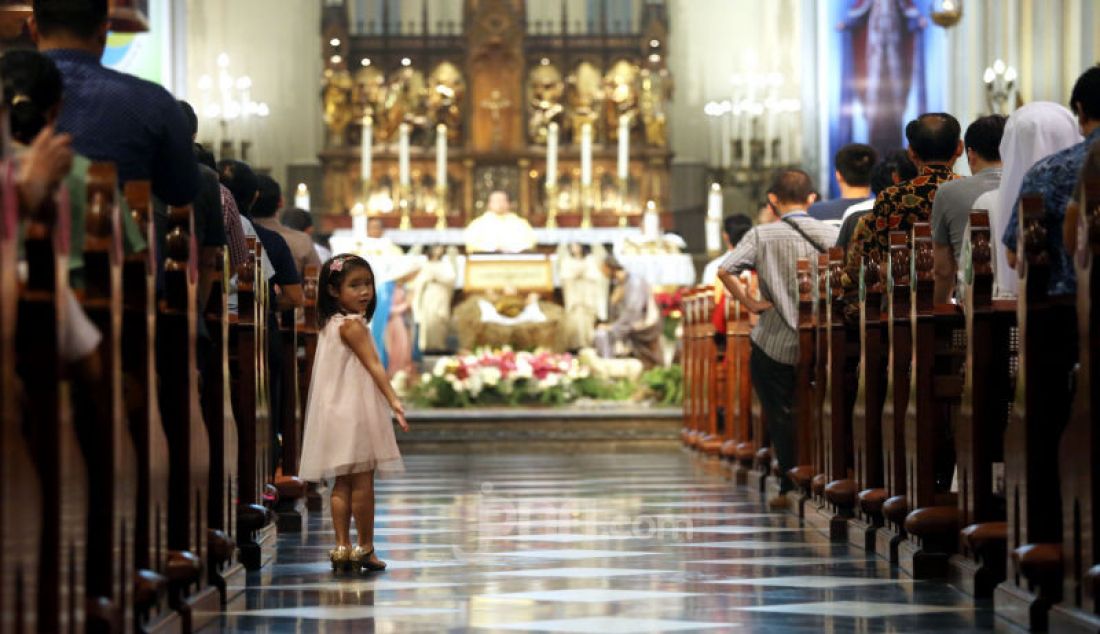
[721,113,732,169]
[580,122,593,187]
[546,122,558,187]
[398,123,410,187]
[643,200,659,240]
[617,114,629,181]
[705,183,723,254]
[435,123,447,188]
[294,183,310,210]
[351,202,367,235]
[763,102,776,168]
[360,115,372,183]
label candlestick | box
[435,123,447,188]
[617,114,629,182]
[580,122,592,187]
[398,123,410,187]
[294,183,310,210]
[360,115,373,184]
[546,122,558,188]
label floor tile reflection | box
[213,453,991,632]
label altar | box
[327,247,696,289]
[317,0,673,232]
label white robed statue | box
[409,245,458,352]
[464,190,536,253]
[556,242,608,350]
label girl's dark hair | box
[0,49,63,145]
[317,254,376,328]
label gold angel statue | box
[566,61,603,141]
[639,64,673,147]
[322,68,355,146]
[428,61,466,143]
[603,59,639,142]
[354,65,387,130]
[527,63,564,144]
[381,66,429,141]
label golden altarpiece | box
[318,0,673,232]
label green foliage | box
[640,364,683,405]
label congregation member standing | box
[807,143,878,224]
[717,170,838,509]
[835,151,918,249]
[931,114,1006,304]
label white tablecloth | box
[372,227,644,247]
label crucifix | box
[480,89,512,150]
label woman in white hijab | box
[975,102,1080,297]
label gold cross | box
[480,89,512,148]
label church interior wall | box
[183,0,323,188]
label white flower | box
[482,366,502,387]
[540,373,561,389]
[514,359,533,380]
[433,358,449,377]
[420,373,432,385]
[467,373,484,397]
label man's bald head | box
[487,190,510,215]
[905,113,962,163]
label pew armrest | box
[787,465,814,491]
[858,488,888,516]
[883,495,909,526]
[904,505,960,541]
[824,479,857,509]
[1013,543,1063,592]
[960,521,1006,557]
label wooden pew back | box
[121,181,177,629]
[18,173,88,632]
[79,162,137,631]
[1,155,43,634]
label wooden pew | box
[1049,148,1100,631]
[898,223,964,578]
[819,248,859,540]
[18,174,88,632]
[156,205,220,631]
[875,232,913,562]
[783,258,817,505]
[848,252,888,552]
[273,304,308,530]
[230,237,278,571]
[77,162,138,632]
[949,211,1015,598]
[121,181,181,633]
[993,195,1077,630]
[679,288,694,446]
[808,254,830,507]
[1,156,43,634]
[698,287,724,457]
[298,265,324,512]
[723,292,758,485]
[201,247,246,608]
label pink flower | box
[330,257,345,272]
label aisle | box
[217,454,991,632]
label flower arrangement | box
[654,288,685,341]
[406,347,666,408]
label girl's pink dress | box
[298,313,404,481]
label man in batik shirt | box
[842,113,962,297]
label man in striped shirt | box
[718,170,838,507]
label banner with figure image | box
[824,0,947,195]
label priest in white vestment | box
[464,190,537,253]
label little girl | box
[298,254,409,572]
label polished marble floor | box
[215,453,994,632]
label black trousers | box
[750,342,795,492]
